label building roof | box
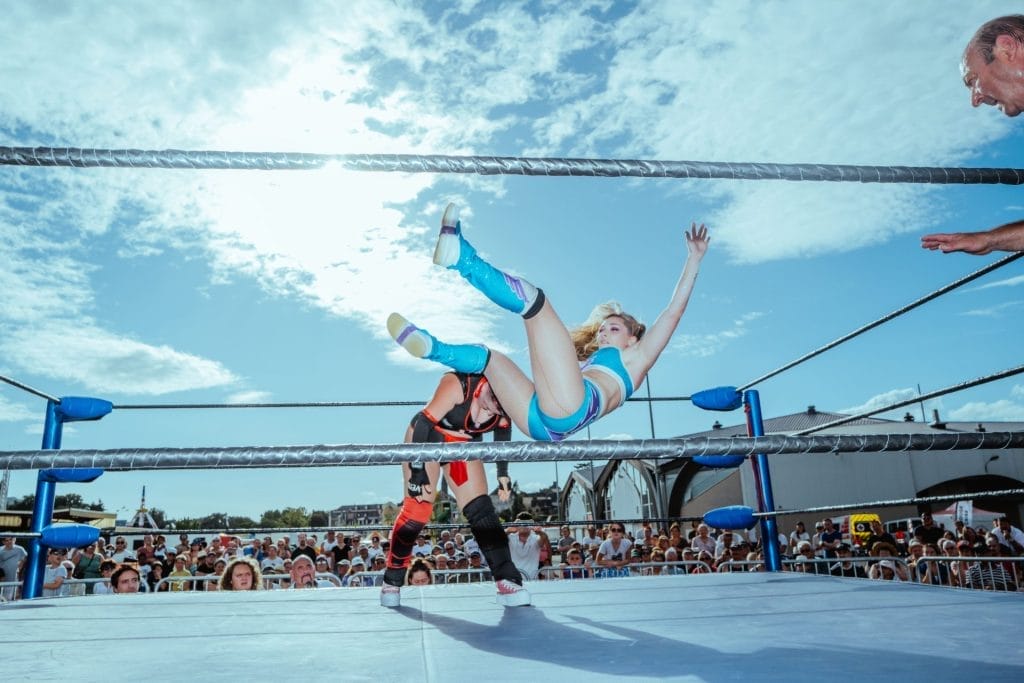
[683,405,890,438]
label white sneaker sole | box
[433,203,461,267]
[387,313,431,358]
[380,589,400,608]
[496,588,531,607]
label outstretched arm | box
[921,219,1024,254]
[634,223,710,370]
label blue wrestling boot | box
[433,203,544,319]
[387,313,490,374]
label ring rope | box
[0,373,692,410]
[2,147,1023,185]
[794,364,1024,435]
[0,374,59,403]
[753,487,1024,519]
[738,252,1024,391]
[0,431,1020,471]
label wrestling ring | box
[1,149,1023,682]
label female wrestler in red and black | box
[380,371,529,607]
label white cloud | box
[969,276,1024,291]
[0,321,236,395]
[840,388,926,416]
[528,2,1011,263]
[226,391,272,405]
[0,395,37,422]
[960,301,1024,317]
[1012,385,1024,399]
[672,311,765,357]
[949,400,1024,421]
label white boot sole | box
[387,313,431,358]
[380,589,401,608]
[433,203,461,267]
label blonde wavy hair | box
[569,301,646,360]
[219,556,263,591]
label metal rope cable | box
[0,430,1020,470]
[739,251,1024,391]
[112,394,692,410]
[3,147,1024,184]
[0,374,60,403]
[794,364,1024,435]
[751,487,1024,518]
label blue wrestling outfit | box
[526,347,636,441]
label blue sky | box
[1,1,1023,520]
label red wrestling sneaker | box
[495,579,531,607]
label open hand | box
[686,222,710,258]
[920,232,991,255]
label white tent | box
[932,501,1000,531]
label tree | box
[260,507,310,528]
[432,497,451,525]
[148,507,168,529]
[228,516,257,529]
[173,517,202,530]
[9,493,105,511]
[309,510,329,527]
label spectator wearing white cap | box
[342,556,367,587]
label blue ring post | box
[23,401,63,599]
[745,390,782,572]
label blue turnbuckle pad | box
[56,397,113,422]
[40,523,101,548]
[693,455,745,468]
[704,505,757,530]
[39,468,105,484]
[691,386,743,411]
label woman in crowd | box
[147,561,168,592]
[388,203,709,444]
[692,551,714,574]
[406,557,433,586]
[93,560,117,595]
[868,543,909,581]
[71,543,103,594]
[207,558,227,591]
[219,557,263,591]
[342,558,366,587]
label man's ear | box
[995,34,1020,63]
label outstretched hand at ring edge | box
[686,222,710,258]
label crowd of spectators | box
[3,512,1023,600]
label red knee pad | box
[401,496,433,525]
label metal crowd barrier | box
[538,560,714,579]
[6,558,1021,600]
